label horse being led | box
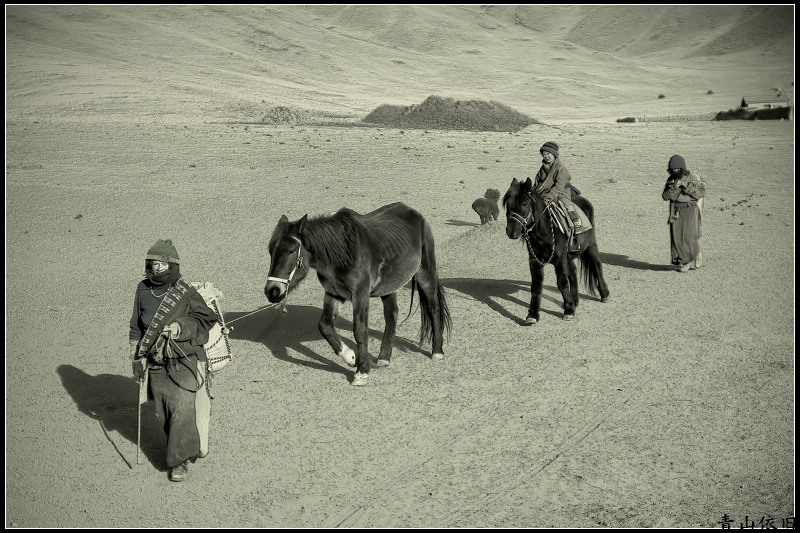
[503,177,610,324]
[264,202,452,386]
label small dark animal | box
[472,188,501,224]
[264,203,452,386]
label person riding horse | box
[503,177,610,324]
[533,141,582,251]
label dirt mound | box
[362,95,539,132]
[261,106,307,125]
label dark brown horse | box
[503,178,610,324]
[264,202,452,386]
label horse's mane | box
[502,181,549,228]
[501,189,514,209]
[302,208,361,269]
[502,181,522,209]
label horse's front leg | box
[526,263,545,325]
[554,258,577,320]
[350,291,371,386]
[318,294,355,368]
[375,293,398,368]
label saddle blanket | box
[549,201,593,235]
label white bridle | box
[507,192,536,234]
[508,193,555,266]
[267,235,307,286]
[508,210,533,232]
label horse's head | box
[503,177,542,240]
[264,214,311,303]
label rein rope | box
[225,301,287,325]
[154,331,204,392]
[512,193,555,266]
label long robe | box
[130,278,218,467]
[662,170,706,265]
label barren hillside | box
[5,5,795,123]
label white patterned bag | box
[189,282,232,372]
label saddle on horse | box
[548,200,592,252]
[548,200,592,234]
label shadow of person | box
[599,252,675,272]
[224,303,424,376]
[57,365,167,470]
[442,277,563,325]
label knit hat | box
[540,141,559,157]
[668,154,686,171]
[145,239,180,264]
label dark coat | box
[130,279,218,363]
[534,158,573,203]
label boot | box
[169,460,189,482]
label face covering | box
[145,260,181,286]
[152,260,169,274]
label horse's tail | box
[574,196,600,297]
[401,277,416,328]
[579,241,600,297]
[575,195,595,226]
[415,222,452,348]
[581,222,605,296]
[416,277,452,347]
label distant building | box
[740,95,790,110]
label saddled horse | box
[264,202,452,386]
[503,177,610,324]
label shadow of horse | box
[57,365,167,470]
[442,277,567,326]
[599,252,675,272]
[225,303,425,375]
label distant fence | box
[715,107,793,121]
[618,107,794,123]
[635,112,717,122]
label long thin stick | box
[137,370,149,465]
[137,379,143,465]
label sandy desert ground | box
[5,5,795,528]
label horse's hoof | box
[375,359,391,368]
[601,295,611,303]
[338,347,356,367]
[525,317,538,326]
[563,314,575,321]
[351,372,368,386]
[431,352,444,361]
